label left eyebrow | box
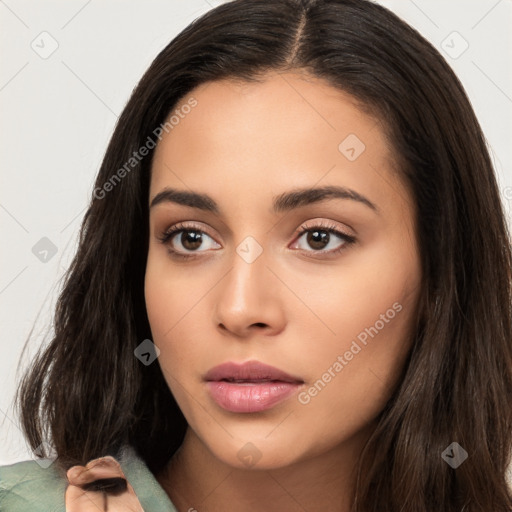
[272,185,378,214]
[149,185,379,214]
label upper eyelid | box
[165,221,216,238]
[160,216,354,232]
[160,220,352,237]
[299,219,355,236]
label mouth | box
[217,378,285,383]
[204,360,304,384]
[204,360,304,413]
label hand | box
[65,455,144,511]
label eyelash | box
[157,221,356,260]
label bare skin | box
[65,457,143,511]
[145,71,422,512]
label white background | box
[1,0,511,467]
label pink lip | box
[204,360,304,413]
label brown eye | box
[305,229,331,250]
[293,223,356,256]
[157,222,221,258]
[176,230,203,251]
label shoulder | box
[0,446,178,512]
[116,445,179,511]
[0,458,67,511]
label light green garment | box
[0,445,178,511]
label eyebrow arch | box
[149,185,378,214]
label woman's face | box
[145,72,422,470]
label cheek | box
[291,286,417,450]
[145,261,216,428]
[144,252,217,380]
[144,247,209,340]
[291,230,420,400]
[144,252,185,372]
[287,229,419,354]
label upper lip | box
[204,360,304,383]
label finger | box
[67,456,123,487]
[65,456,145,512]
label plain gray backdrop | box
[1,0,511,467]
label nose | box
[213,243,286,338]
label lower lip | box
[206,381,302,413]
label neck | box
[156,424,375,512]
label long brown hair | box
[16,0,512,510]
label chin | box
[206,436,305,471]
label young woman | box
[1,0,511,511]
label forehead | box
[149,72,406,215]
[162,72,387,151]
